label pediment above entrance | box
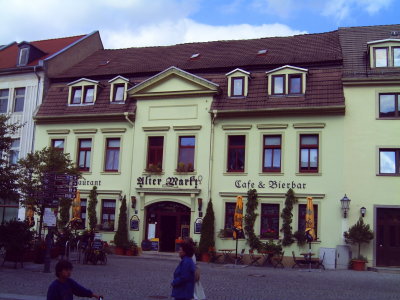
[127,66,219,98]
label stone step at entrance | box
[368,266,400,274]
[140,251,180,261]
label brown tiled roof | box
[208,67,344,112]
[35,82,136,122]
[56,31,342,79]
[0,35,85,69]
[38,30,345,119]
[339,24,400,78]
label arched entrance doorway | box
[146,201,191,252]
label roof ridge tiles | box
[103,30,339,51]
[28,34,86,44]
[339,23,400,30]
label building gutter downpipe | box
[207,110,217,202]
[31,65,41,152]
[124,112,135,127]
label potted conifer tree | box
[198,199,215,262]
[114,195,129,255]
[344,217,374,271]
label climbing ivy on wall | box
[244,189,263,251]
[280,188,298,247]
[88,186,98,231]
[57,197,72,229]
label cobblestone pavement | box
[1,255,400,300]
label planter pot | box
[114,247,125,255]
[125,249,134,256]
[351,260,366,271]
[201,253,210,262]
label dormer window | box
[226,68,250,98]
[108,76,129,103]
[288,74,302,94]
[113,84,125,102]
[272,75,285,95]
[266,65,308,96]
[232,77,244,96]
[67,78,99,105]
[71,87,82,104]
[84,87,94,103]
[374,48,388,67]
[18,47,29,66]
[368,39,400,68]
[393,47,400,67]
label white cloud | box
[323,0,393,21]
[0,0,199,45]
[251,0,297,19]
[0,0,305,49]
[102,19,306,48]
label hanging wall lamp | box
[340,194,351,218]
[360,207,366,217]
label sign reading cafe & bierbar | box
[234,179,307,190]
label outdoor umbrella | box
[305,196,315,270]
[26,205,35,227]
[72,190,81,219]
[233,195,243,264]
[69,190,81,229]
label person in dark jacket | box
[171,242,195,300]
[47,260,102,300]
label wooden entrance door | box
[160,215,177,251]
[376,208,400,266]
[146,201,191,252]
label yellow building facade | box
[33,24,400,268]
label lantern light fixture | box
[340,194,351,218]
[360,207,366,217]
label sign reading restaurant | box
[234,179,307,190]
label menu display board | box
[194,218,202,234]
[150,238,159,251]
[130,215,139,231]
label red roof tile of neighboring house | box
[0,35,85,69]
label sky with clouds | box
[0,0,397,49]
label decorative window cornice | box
[73,129,98,134]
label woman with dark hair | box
[171,243,195,300]
[47,260,102,300]
[183,237,206,300]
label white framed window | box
[225,68,250,98]
[272,75,285,95]
[374,48,388,67]
[14,88,25,112]
[0,89,9,113]
[18,47,29,66]
[68,78,99,105]
[379,149,400,175]
[369,41,400,68]
[9,138,20,164]
[393,47,400,67]
[232,77,244,96]
[109,76,129,103]
[266,65,307,96]
[112,84,125,102]
[104,138,121,172]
